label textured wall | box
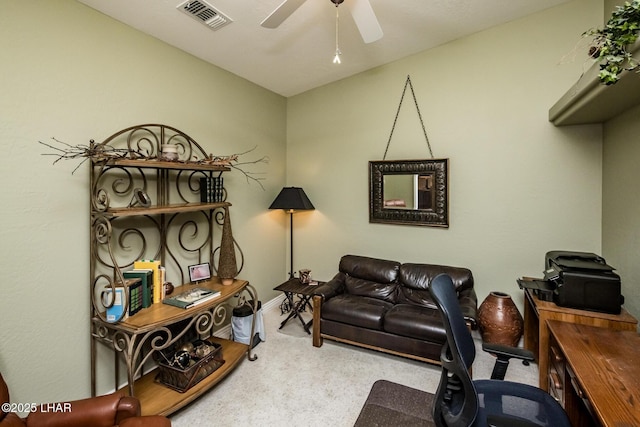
[0,0,616,411]
[286,0,604,312]
[0,0,286,405]
[603,104,640,323]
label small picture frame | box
[188,263,211,283]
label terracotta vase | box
[217,206,237,286]
[477,292,523,347]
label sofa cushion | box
[340,255,400,283]
[344,276,398,303]
[397,264,473,308]
[321,294,393,330]
[383,304,446,343]
[340,255,400,303]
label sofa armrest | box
[458,287,478,329]
[312,273,344,302]
[26,392,139,427]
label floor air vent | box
[178,0,233,31]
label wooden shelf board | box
[103,201,231,218]
[99,158,231,172]
[527,289,638,324]
[124,337,249,416]
[96,278,249,333]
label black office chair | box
[481,341,535,381]
[354,274,570,427]
[430,274,570,427]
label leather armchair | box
[0,373,170,427]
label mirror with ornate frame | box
[369,159,449,227]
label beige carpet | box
[169,296,537,426]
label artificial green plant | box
[585,0,640,85]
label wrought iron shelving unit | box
[88,124,257,416]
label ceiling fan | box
[261,0,383,44]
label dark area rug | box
[354,379,436,426]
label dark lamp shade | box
[269,187,315,211]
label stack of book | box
[123,269,154,308]
[133,259,163,304]
[200,177,224,203]
[163,287,221,309]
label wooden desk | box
[522,288,637,391]
[548,321,640,427]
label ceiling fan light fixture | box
[332,2,342,64]
[333,48,342,64]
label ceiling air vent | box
[178,0,233,31]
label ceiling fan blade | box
[261,0,307,29]
[346,0,383,44]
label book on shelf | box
[123,269,153,308]
[104,287,127,323]
[134,259,161,303]
[103,278,143,322]
[104,278,143,322]
[159,265,166,300]
[126,278,143,316]
[199,177,224,203]
[162,287,221,309]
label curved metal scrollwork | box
[97,124,210,162]
[92,215,159,272]
[92,216,112,246]
[212,304,227,327]
[89,125,255,401]
[126,127,160,159]
[92,166,148,212]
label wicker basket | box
[155,340,224,393]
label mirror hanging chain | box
[383,75,434,160]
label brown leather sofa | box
[312,255,477,364]
[0,373,171,427]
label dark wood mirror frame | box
[369,159,449,227]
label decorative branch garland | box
[39,137,269,190]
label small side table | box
[274,278,323,334]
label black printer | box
[543,251,624,314]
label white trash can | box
[231,300,265,348]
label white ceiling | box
[78,0,571,97]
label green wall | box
[602,0,640,325]
[0,0,287,404]
[286,0,604,311]
[603,104,640,322]
[1,0,624,412]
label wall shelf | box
[104,201,231,218]
[549,40,640,126]
[104,158,231,172]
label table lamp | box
[269,187,315,279]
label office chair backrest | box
[430,273,478,427]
